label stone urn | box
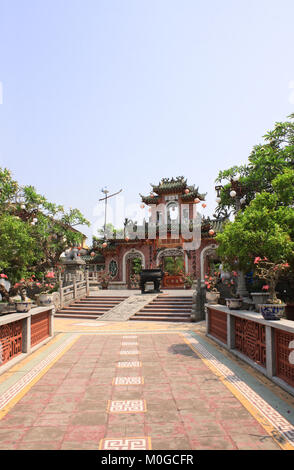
[206,291,220,304]
[14,301,33,313]
[258,303,286,321]
[38,293,54,306]
[226,298,243,310]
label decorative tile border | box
[0,334,78,413]
[183,332,294,447]
[113,376,144,385]
[99,437,151,450]
[107,399,147,413]
[117,361,142,368]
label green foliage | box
[216,190,294,272]
[0,214,38,282]
[215,114,294,211]
[0,166,89,282]
[132,257,142,274]
[164,256,184,275]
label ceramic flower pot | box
[15,301,32,313]
[39,293,53,306]
[206,291,220,304]
[0,302,8,314]
[259,304,286,321]
[225,298,243,310]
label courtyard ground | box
[0,305,294,450]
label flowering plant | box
[97,270,111,288]
[204,271,220,292]
[254,257,290,304]
[181,273,194,288]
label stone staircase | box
[130,295,193,322]
[54,295,128,320]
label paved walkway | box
[0,318,294,450]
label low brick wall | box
[0,306,54,370]
[206,305,294,396]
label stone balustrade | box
[206,304,294,396]
[0,306,54,373]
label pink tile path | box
[0,333,287,450]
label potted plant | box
[182,273,194,290]
[13,278,35,312]
[204,272,221,304]
[97,270,111,289]
[254,257,289,320]
[37,271,57,305]
[223,272,243,309]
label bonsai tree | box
[254,258,290,304]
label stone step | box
[72,303,119,308]
[54,311,102,319]
[141,308,191,313]
[130,315,190,322]
[61,306,110,312]
[133,312,190,318]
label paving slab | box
[0,318,293,450]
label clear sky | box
[0,0,294,242]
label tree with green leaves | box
[216,171,294,273]
[0,167,89,282]
[215,114,294,216]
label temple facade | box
[86,177,222,289]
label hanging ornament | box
[125,237,129,242]
[140,204,145,209]
[202,203,207,208]
[194,198,200,204]
[184,189,190,194]
[102,242,107,248]
[20,204,26,210]
[215,197,221,204]
[230,190,237,198]
[209,229,215,236]
[90,252,95,257]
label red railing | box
[0,320,23,366]
[31,311,50,347]
[235,317,266,367]
[208,307,227,344]
[275,329,294,388]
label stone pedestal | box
[61,257,86,286]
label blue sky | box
[0,0,294,242]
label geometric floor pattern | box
[0,323,293,450]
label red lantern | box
[185,189,190,194]
[102,242,107,248]
[90,252,95,257]
[209,229,215,236]
[140,204,145,209]
[202,203,207,208]
[125,237,129,242]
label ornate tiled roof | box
[139,194,160,205]
[151,176,187,194]
[140,177,206,203]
